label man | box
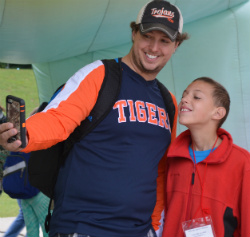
[0,1,188,236]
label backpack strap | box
[63,58,123,157]
[156,79,175,131]
[45,58,123,233]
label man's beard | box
[131,49,162,76]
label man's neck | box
[122,55,157,81]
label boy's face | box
[178,81,218,128]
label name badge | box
[182,216,216,237]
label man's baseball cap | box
[136,0,183,41]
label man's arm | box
[151,92,178,237]
[0,60,106,153]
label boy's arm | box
[240,167,250,236]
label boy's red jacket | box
[163,128,250,237]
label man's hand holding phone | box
[0,95,27,151]
[0,122,24,151]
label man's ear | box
[212,107,226,121]
[132,31,136,42]
[175,41,179,49]
[173,42,179,54]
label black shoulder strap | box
[156,79,175,130]
[63,58,122,155]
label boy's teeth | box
[181,109,189,111]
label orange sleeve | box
[151,92,178,236]
[22,61,105,153]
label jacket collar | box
[167,128,233,164]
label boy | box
[162,77,250,237]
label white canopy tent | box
[0,0,249,150]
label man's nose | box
[149,40,160,52]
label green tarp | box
[0,0,249,150]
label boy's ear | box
[212,107,226,121]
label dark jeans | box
[4,199,27,237]
[53,227,157,237]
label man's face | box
[130,30,178,80]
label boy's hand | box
[0,122,23,151]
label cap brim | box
[140,23,178,42]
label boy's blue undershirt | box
[189,146,217,163]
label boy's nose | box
[181,96,189,104]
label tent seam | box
[228,7,248,149]
[0,0,6,27]
[86,0,111,53]
[169,57,179,134]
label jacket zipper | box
[185,164,196,220]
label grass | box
[0,68,39,217]
[0,192,20,217]
[0,68,39,116]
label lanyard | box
[191,135,219,219]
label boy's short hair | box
[193,77,230,128]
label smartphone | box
[6,95,26,148]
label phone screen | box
[6,95,26,147]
